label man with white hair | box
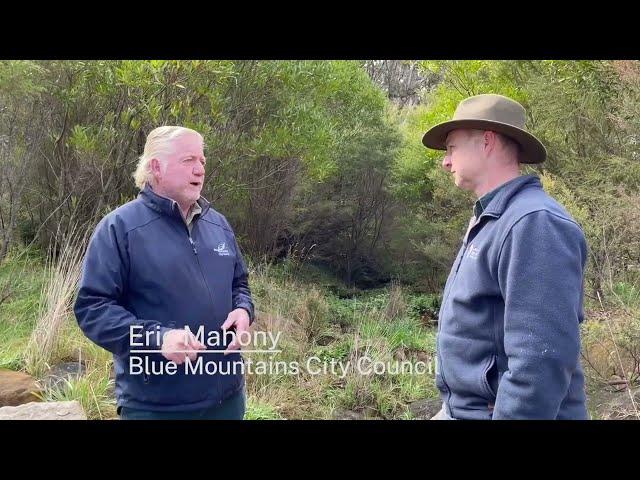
[75,126,255,419]
[422,94,589,420]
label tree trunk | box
[0,233,10,262]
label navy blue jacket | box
[436,175,589,419]
[74,185,254,411]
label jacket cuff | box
[235,305,255,325]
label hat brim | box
[422,118,547,164]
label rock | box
[408,398,443,419]
[332,408,366,420]
[41,362,87,391]
[0,400,86,420]
[331,407,382,420]
[0,369,42,407]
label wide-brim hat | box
[422,94,546,164]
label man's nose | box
[442,155,452,171]
[194,163,205,176]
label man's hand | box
[221,308,251,355]
[161,327,206,364]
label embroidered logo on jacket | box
[467,244,481,260]
[214,242,231,256]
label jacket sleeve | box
[493,210,587,419]
[74,216,170,356]
[231,234,255,325]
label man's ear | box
[483,131,497,153]
[150,158,162,180]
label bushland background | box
[1,60,638,419]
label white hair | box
[133,126,203,189]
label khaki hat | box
[421,94,546,164]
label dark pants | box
[119,390,246,420]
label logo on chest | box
[214,242,231,256]
[467,243,481,260]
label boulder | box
[0,369,42,407]
[408,398,443,419]
[0,400,86,420]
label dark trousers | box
[119,390,246,420]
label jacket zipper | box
[168,208,217,325]
[189,235,215,306]
[185,223,217,322]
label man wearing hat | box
[423,94,589,419]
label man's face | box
[442,129,485,192]
[153,133,206,210]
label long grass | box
[23,225,89,377]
